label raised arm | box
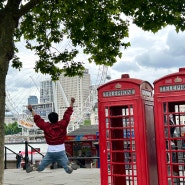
[27,104,47,130]
[60,97,75,126]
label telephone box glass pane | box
[163,101,185,184]
[105,107,109,117]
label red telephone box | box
[154,68,185,185]
[98,74,158,185]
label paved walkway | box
[3,168,100,185]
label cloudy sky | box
[111,24,185,84]
[6,24,185,113]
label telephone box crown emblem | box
[115,83,121,89]
[174,76,182,83]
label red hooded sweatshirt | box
[33,107,73,145]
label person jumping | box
[26,97,77,174]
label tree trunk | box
[0,57,7,185]
[0,12,17,185]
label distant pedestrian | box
[26,97,77,174]
[16,151,22,169]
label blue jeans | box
[16,161,21,168]
[37,151,71,173]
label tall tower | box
[54,69,91,131]
[28,95,38,105]
[40,80,53,103]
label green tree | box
[84,119,91,126]
[4,122,22,135]
[0,0,185,183]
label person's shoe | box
[26,164,38,173]
[67,165,73,174]
[26,165,33,173]
[34,163,39,168]
[69,162,78,170]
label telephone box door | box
[105,104,137,185]
[155,99,185,184]
[154,68,185,185]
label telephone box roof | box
[98,74,153,90]
[153,67,185,85]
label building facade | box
[54,69,91,132]
[40,80,53,103]
[28,96,38,105]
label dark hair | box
[48,112,58,123]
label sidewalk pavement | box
[3,168,100,185]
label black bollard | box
[24,141,29,170]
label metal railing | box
[4,141,45,169]
[4,146,24,169]
[5,141,100,169]
[24,141,44,167]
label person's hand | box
[70,97,75,107]
[71,97,75,104]
[27,105,33,111]
[27,105,36,116]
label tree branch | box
[17,0,44,18]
